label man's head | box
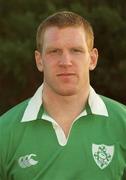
[36,11,94,52]
[35,11,98,97]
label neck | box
[43,83,89,117]
[42,83,90,136]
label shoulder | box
[0,99,30,127]
[101,95,126,110]
[0,99,30,148]
[0,99,30,164]
[100,95,126,117]
[99,96,126,147]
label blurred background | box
[0,0,126,115]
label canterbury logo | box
[18,154,38,168]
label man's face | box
[35,26,98,96]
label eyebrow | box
[46,45,85,50]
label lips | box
[57,73,76,76]
[56,73,76,82]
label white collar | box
[21,84,108,122]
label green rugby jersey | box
[0,85,126,180]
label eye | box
[71,48,84,53]
[51,49,58,53]
[49,49,61,54]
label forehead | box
[43,26,87,47]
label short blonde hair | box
[36,11,94,52]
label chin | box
[56,88,78,96]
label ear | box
[35,50,43,72]
[89,48,98,71]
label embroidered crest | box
[92,144,114,169]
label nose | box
[59,52,72,67]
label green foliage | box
[89,6,126,101]
[0,0,126,114]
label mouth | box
[56,73,77,83]
[57,73,76,77]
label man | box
[0,11,126,180]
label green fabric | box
[0,97,126,180]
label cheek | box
[43,54,58,67]
[77,65,90,80]
[42,57,52,69]
[76,59,90,73]
[43,62,55,77]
